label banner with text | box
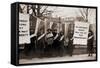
[73,21,89,45]
[19,13,30,44]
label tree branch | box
[41,6,48,15]
[79,9,85,20]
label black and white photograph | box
[11,2,97,65]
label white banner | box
[73,21,89,45]
[19,13,30,44]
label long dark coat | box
[87,30,94,53]
[68,32,74,56]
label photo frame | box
[11,2,97,66]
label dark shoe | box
[69,54,72,56]
[88,54,90,56]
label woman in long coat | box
[67,31,74,56]
[87,29,94,56]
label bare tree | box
[19,4,51,18]
[79,8,89,22]
[30,5,49,18]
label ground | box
[19,54,96,64]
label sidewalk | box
[19,54,96,64]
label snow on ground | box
[19,54,96,64]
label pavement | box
[19,54,96,64]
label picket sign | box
[19,13,30,44]
[73,21,89,45]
